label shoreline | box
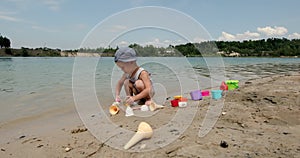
[0,72,299,157]
[1,55,299,58]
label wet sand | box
[0,72,299,157]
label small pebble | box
[1,148,5,151]
[71,128,87,134]
[220,140,229,148]
[140,144,146,149]
[221,112,226,115]
[257,133,264,136]
[264,120,269,123]
[65,147,72,152]
[37,145,43,148]
[19,135,26,139]
[282,132,291,135]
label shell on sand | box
[109,104,119,115]
[124,122,153,150]
[149,102,164,111]
[125,106,134,117]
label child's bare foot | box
[145,100,152,106]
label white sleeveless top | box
[128,67,146,83]
[126,67,154,93]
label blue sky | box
[1,0,300,49]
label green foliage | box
[21,47,29,57]
[175,43,200,56]
[215,38,300,57]
[60,38,300,57]
[5,48,12,55]
[0,35,11,48]
[1,36,300,57]
[121,38,300,57]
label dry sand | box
[0,73,299,158]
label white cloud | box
[108,25,127,32]
[0,14,20,22]
[218,26,292,41]
[0,11,18,15]
[3,0,62,11]
[42,0,63,11]
[257,26,288,36]
[288,32,300,39]
[218,30,262,41]
[236,31,260,40]
[218,32,237,41]
[193,37,206,43]
[114,38,185,48]
[144,38,186,47]
[0,11,22,22]
[144,38,162,46]
[117,41,129,47]
[163,39,172,43]
[163,39,185,46]
[32,25,59,32]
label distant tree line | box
[129,38,297,57]
[170,38,300,57]
[93,38,300,57]
[1,37,300,57]
[0,47,61,57]
[215,38,300,57]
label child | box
[114,47,154,106]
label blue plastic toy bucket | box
[211,90,223,100]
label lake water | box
[0,57,299,123]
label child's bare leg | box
[145,89,155,105]
[134,80,145,93]
[134,80,155,106]
[124,79,133,96]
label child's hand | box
[115,95,121,102]
[125,96,134,105]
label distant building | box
[228,52,240,57]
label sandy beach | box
[0,72,299,158]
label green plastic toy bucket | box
[225,80,239,90]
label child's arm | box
[115,73,126,102]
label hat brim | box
[117,58,137,62]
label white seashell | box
[112,102,120,106]
[125,106,134,117]
[140,144,146,149]
[124,122,153,150]
[65,147,71,152]
[140,105,149,111]
[149,102,164,111]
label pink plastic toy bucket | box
[201,90,210,96]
